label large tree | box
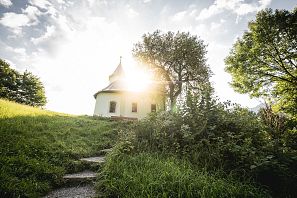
[225,8,297,116]
[133,30,210,109]
[0,59,18,100]
[0,59,47,107]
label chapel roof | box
[94,57,165,98]
[94,80,165,98]
[109,57,125,81]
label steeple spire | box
[109,56,125,83]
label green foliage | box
[224,8,297,195]
[0,59,18,100]
[0,59,46,107]
[133,30,211,109]
[114,89,297,196]
[225,8,297,116]
[0,99,119,197]
[126,104,267,171]
[98,153,267,198]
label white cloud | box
[5,46,30,69]
[143,0,152,3]
[196,0,272,20]
[210,22,222,30]
[172,11,187,22]
[31,25,56,45]
[196,4,221,20]
[126,5,139,18]
[234,3,257,15]
[0,5,42,35]
[259,0,272,9]
[29,0,51,9]
[29,0,58,17]
[56,0,66,4]
[0,13,31,34]
[0,0,12,7]
[23,5,41,21]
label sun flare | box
[123,68,153,92]
[122,59,153,92]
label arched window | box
[151,104,156,112]
[109,101,116,113]
[132,102,137,112]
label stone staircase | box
[44,148,112,198]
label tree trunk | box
[169,82,175,111]
[170,97,177,111]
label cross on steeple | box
[120,56,122,64]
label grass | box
[97,152,268,198]
[0,99,120,197]
[0,99,272,197]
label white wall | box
[93,92,122,117]
[93,91,165,119]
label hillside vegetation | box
[0,99,119,197]
[98,101,296,197]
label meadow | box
[1,99,296,197]
[0,99,119,197]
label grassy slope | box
[0,99,119,197]
[98,153,268,198]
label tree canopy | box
[0,59,47,107]
[225,8,297,116]
[133,30,211,109]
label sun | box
[123,60,153,92]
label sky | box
[0,0,296,114]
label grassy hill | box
[0,99,119,197]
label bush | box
[115,96,297,196]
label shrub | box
[116,96,297,196]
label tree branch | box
[271,44,297,80]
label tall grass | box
[97,152,268,198]
[0,99,119,197]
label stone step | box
[63,170,96,183]
[100,148,113,154]
[43,184,95,198]
[80,156,106,164]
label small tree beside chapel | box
[133,30,211,110]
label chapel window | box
[151,104,157,112]
[132,102,137,112]
[109,101,116,113]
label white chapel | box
[93,58,165,120]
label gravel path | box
[43,184,96,198]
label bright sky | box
[0,0,296,114]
